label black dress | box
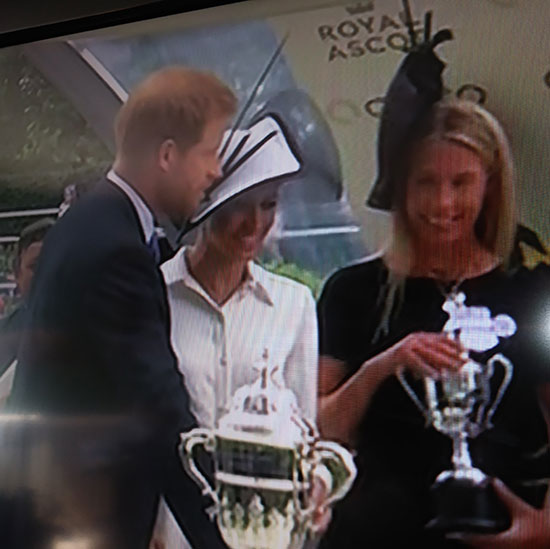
[317,258,550,549]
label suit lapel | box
[98,178,171,327]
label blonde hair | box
[114,66,237,159]
[375,99,517,340]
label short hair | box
[114,66,237,159]
[15,217,55,271]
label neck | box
[112,157,160,216]
[186,237,248,305]
[411,236,497,281]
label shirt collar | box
[161,247,274,307]
[245,261,275,306]
[107,168,155,243]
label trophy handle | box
[314,440,357,505]
[179,428,219,507]
[483,353,513,429]
[396,370,431,425]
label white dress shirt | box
[152,246,319,548]
[161,246,318,426]
[106,169,155,243]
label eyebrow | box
[415,168,479,178]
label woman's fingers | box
[403,333,466,375]
[419,343,464,369]
[419,349,462,372]
[391,331,468,377]
[408,349,441,378]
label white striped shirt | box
[161,246,318,427]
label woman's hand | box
[387,331,465,378]
[318,332,465,444]
[309,473,332,534]
[454,478,550,548]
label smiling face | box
[205,183,280,262]
[404,140,489,248]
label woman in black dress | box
[317,99,550,548]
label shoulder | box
[320,252,388,301]
[483,263,550,304]
[66,181,138,236]
[45,181,143,264]
[516,262,550,286]
[508,263,550,312]
[250,263,314,306]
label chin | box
[419,231,461,247]
[234,246,258,262]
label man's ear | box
[158,138,176,173]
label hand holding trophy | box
[179,355,356,549]
[397,290,516,535]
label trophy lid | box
[217,350,313,448]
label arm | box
[88,246,227,547]
[86,244,195,429]
[318,333,464,446]
[316,267,463,446]
[318,350,397,445]
[316,269,391,444]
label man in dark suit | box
[5,67,236,549]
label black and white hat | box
[188,114,301,228]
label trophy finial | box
[442,292,517,352]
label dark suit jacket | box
[5,180,224,549]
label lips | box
[420,214,463,229]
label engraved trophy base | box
[426,472,511,534]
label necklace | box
[435,278,464,303]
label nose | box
[435,180,454,216]
[208,157,223,181]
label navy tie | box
[147,232,161,265]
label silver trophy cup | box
[398,291,516,534]
[180,364,356,549]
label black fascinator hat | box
[367,0,453,211]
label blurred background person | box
[13,217,55,300]
[0,217,55,408]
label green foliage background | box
[0,48,112,235]
[262,260,324,298]
[0,48,112,288]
